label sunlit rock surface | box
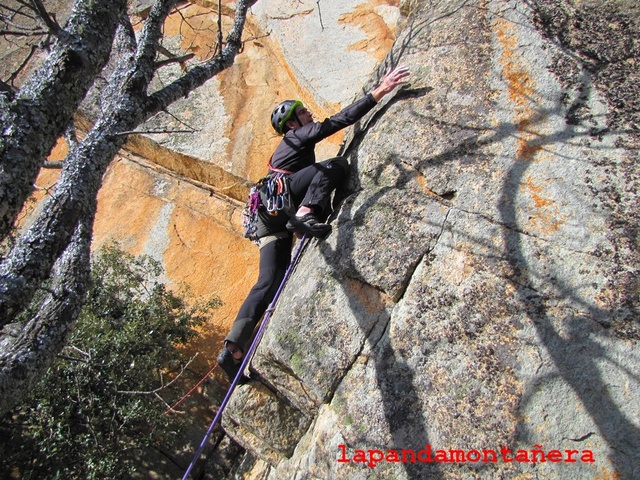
[12,0,640,477]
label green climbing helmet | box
[271,100,303,134]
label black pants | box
[217,158,347,378]
[288,156,349,216]
[223,234,293,351]
[218,235,293,379]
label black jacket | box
[269,93,377,173]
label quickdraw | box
[242,172,294,244]
[266,173,292,215]
[242,179,266,244]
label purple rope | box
[182,234,309,479]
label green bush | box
[0,244,221,479]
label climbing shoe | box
[286,213,331,238]
[217,347,251,384]
[217,347,242,382]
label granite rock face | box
[9,0,639,477]
[223,1,640,478]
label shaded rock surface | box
[223,1,640,479]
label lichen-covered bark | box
[0,0,127,240]
[0,214,91,415]
[0,12,141,326]
[0,0,257,324]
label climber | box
[216,65,411,381]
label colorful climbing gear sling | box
[265,172,293,215]
[181,234,309,479]
[242,178,266,243]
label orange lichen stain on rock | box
[165,189,258,325]
[520,175,568,234]
[495,19,567,235]
[442,247,475,286]
[344,277,391,314]
[415,174,447,199]
[594,466,621,480]
[339,1,399,61]
[166,201,258,362]
[522,177,554,208]
[93,156,259,365]
[16,138,66,228]
[528,207,566,235]
[49,135,69,161]
[93,158,167,256]
[494,19,544,162]
[514,117,545,160]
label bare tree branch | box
[155,52,195,69]
[0,28,47,36]
[0,0,256,328]
[144,0,258,116]
[1,2,33,19]
[0,79,14,97]
[56,353,89,363]
[29,0,62,34]
[116,354,197,395]
[0,2,39,31]
[42,160,64,169]
[0,15,138,321]
[217,0,223,55]
[114,129,195,136]
[7,43,38,86]
[134,0,178,89]
[0,0,256,413]
[0,103,130,325]
[99,12,137,105]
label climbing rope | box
[181,234,309,479]
[163,363,218,416]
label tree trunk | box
[0,0,127,241]
[0,214,92,415]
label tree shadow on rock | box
[317,31,640,478]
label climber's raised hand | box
[372,65,411,101]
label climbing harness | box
[242,173,294,243]
[181,234,309,480]
[242,163,295,244]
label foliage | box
[0,244,220,479]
